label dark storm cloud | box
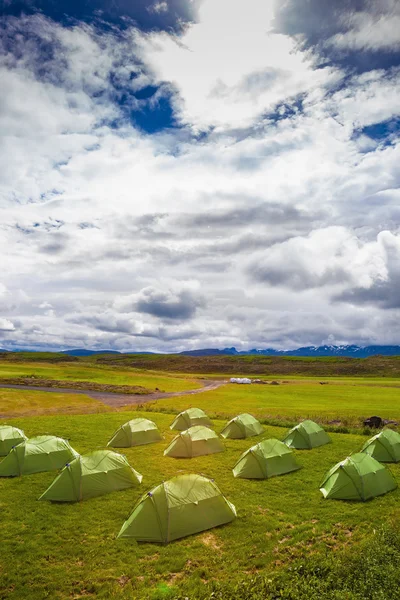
[273,0,400,71]
[274,0,364,45]
[39,241,66,254]
[113,201,325,243]
[135,287,205,320]
[250,262,351,291]
[66,310,203,342]
[177,202,320,229]
[335,280,400,309]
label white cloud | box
[330,4,400,52]
[323,68,400,130]
[137,0,341,131]
[0,318,15,332]
[149,2,169,14]
[248,227,389,290]
[0,15,148,208]
[0,7,400,351]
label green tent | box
[118,473,236,542]
[320,453,397,501]
[40,450,142,502]
[0,425,27,456]
[107,418,162,448]
[0,435,79,477]
[361,429,400,463]
[233,438,301,479]
[170,408,212,431]
[164,425,224,458]
[283,420,331,449]
[221,413,263,439]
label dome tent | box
[118,474,236,543]
[164,426,224,458]
[361,429,400,463]
[0,425,27,456]
[221,413,263,439]
[283,420,331,449]
[40,450,142,502]
[170,408,212,431]
[0,436,79,477]
[320,453,397,501]
[107,418,162,448]
[233,438,301,479]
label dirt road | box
[0,380,226,408]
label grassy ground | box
[2,375,400,426]
[1,409,400,599]
[0,362,200,393]
[141,380,400,427]
[87,352,400,377]
[0,388,109,418]
[3,351,400,377]
[2,364,400,599]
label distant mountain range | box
[63,345,400,358]
[1,345,400,358]
[178,345,400,358]
[61,349,121,356]
[60,349,156,356]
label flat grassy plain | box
[142,380,400,427]
[2,410,400,600]
[0,388,108,417]
[4,351,400,377]
[0,361,200,393]
[2,356,400,599]
[87,352,400,377]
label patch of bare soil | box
[0,380,227,411]
[200,532,223,551]
[0,377,152,395]
[117,575,131,588]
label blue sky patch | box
[0,0,198,32]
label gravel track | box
[0,380,226,408]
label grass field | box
[2,360,400,599]
[83,352,400,377]
[0,362,200,393]
[3,351,400,377]
[2,410,400,600]
[142,380,400,427]
[0,388,108,418]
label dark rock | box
[363,416,384,428]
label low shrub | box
[174,525,400,600]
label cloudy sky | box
[0,0,400,352]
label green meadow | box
[0,361,200,393]
[2,410,400,600]
[2,362,400,599]
[0,388,108,417]
[143,380,400,427]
